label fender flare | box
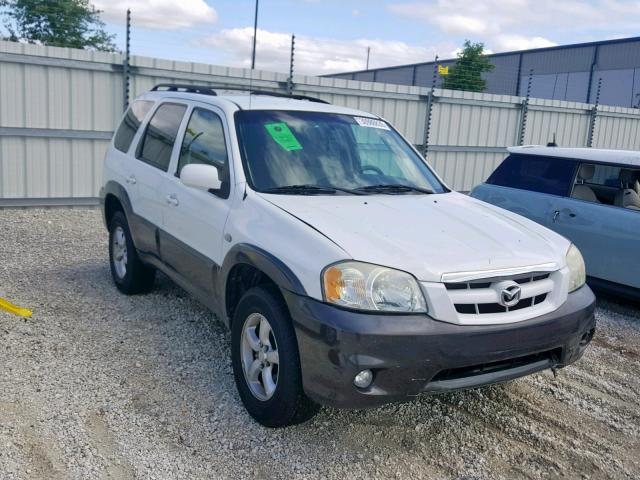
[100,180,134,228]
[218,243,308,322]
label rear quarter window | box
[113,100,153,153]
[487,153,577,196]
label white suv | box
[100,84,596,427]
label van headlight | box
[322,261,427,313]
[566,244,586,292]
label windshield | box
[235,110,447,194]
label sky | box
[93,0,640,76]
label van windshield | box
[235,110,447,195]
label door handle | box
[166,194,179,206]
[126,175,136,185]
[552,210,560,223]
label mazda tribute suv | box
[100,84,595,427]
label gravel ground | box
[1,208,639,480]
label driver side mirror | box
[180,164,222,192]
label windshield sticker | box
[264,122,303,151]
[354,116,390,130]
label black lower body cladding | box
[284,286,596,409]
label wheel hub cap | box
[111,226,128,279]
[240,313,279,401]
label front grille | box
[445,273,549,291]
[430,348,562,383]
[457,293,547,314]
[445,273,552,316]
[446,282,491,290]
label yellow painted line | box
[0,297,32,318]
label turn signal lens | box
[324,266,344,303]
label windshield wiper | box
[262,184,363,195]
[355,184,434,195]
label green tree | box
[0,0,115,51]
[442,40,494,92]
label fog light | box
[580,327,595,347]
[353,369,373,389]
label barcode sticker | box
[354,117,390,130]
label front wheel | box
[231,286,319,427]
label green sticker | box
[264,122,302,151]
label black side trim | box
[218,243,307,323]
[157,227,221,305]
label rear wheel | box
[231,286,319,427]
[108,211,155,294]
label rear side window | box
[137,103,187,171]
[487,153,577,196]
[113,100,153,153]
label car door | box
[470,153,578,230]
[159,103,233,298]
[548,162,640,289]
[108,99,154,216]
[132,101,188,256]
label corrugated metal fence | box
[2,40,640,205]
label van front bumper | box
[283,286,596,409]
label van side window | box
[571,163,640,210]
[113,100,153,153]
[137,103,187,171]
[487,154,577,196]
[177,108,228,176]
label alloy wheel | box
[240,313,280,401]
[112,226,128,279]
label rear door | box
[159,103,233,298]
[549,162,640,288]
[108,100,154,211]
[131,101,188,256]
[471,153,578,230]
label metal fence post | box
[587,78,602,148]
[122,9,131,111]
[422,55,438,157]
[517,69,533,146]
[287,34,295,95]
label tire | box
[108,210,155,294]
[231,285,320,427]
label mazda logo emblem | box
[500,284,522,307]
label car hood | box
[258,191,569,282]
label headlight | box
[322,261,427,312]
[566,244,586,292]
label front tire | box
[108,211,155,294]
[231,286,319,427]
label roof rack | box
[213,86,330,104]
[151,84,217,96]
[250,90,330,104]
[150,83,329,104]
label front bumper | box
[284,285,596,409]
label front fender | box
[218,243,308,324]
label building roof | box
[326,35,640,77]
[507,146,640,167]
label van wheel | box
[108,211,155,294]
[231,286,320,427]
